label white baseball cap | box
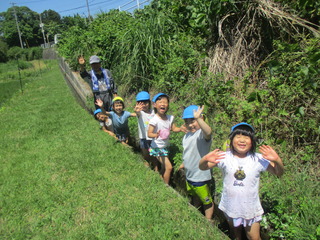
[89,55,101,64]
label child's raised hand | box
[259,145,280,162]
[204,149,225,164]
[193,105,204,119]
[95,98,103,108]
[199,149,225,170]
[134,102,143,112]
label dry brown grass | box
[206,0,320,85]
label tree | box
[40,10,62,42]
[0,6,42,47]
[41,9,61,24]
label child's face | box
[184,118,200,133]
[113,102,124,114]
[232,134,252,158]
[97,113,108,122]
[154,97,169,115]
[138,100,150,112]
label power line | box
[58,0,122,14]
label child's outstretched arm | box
[259,145,284,177]
[129,112,137,117]
[199,149,225,170]
[194,105,212,140]
[171,123,182,133]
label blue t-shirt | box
[109,111,131,135]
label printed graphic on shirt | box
[233,166,246,187]
[234,166,246,180]
[144,115,153,128]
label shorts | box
[116,133,127,142]
[224,213,262,227]
[149,147,169,157]
[186,180,212,205]
[140,139,152,149]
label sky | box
[0,0,150,17]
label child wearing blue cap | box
[178,105,214,221]
[147,93,182,184]
[199,122,284,240]
[134,91,159,171]
[93,108,115,138]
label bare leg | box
[227,221,243,240]
[203,203,214,220]
[245,222,261,240]
[158,156,172,184]
[142,148,159,172]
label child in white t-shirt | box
[199,122,284,240]
[134,91,158,171]
[148,93,181,184]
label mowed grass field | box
[0,60,227,239]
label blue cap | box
[136,91,150,101]
[152,93,168,103]
[182,105,199,119]
[231,122,254,132]
[94,109,102,115]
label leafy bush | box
[26,47,43,61]
[6,47,43,61]
[7,46,26,60]
[0,39,9,63]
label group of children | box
[93,91,284,240]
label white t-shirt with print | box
[149,114,174,149]
[217,151,270,219]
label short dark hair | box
[138,99,151,106]
[229,125,257,155]
[112,100,125,109]
[153,95,169,113]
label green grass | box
[0,60,46,107]
[0,60,227,239]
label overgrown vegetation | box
[55,0,319,238]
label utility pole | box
[85,0,91,22]
[11,3,24,48]
[39,13,47,47]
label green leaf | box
[278,109,289,116]
[300,66,309,76]
[298,106,305,117]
